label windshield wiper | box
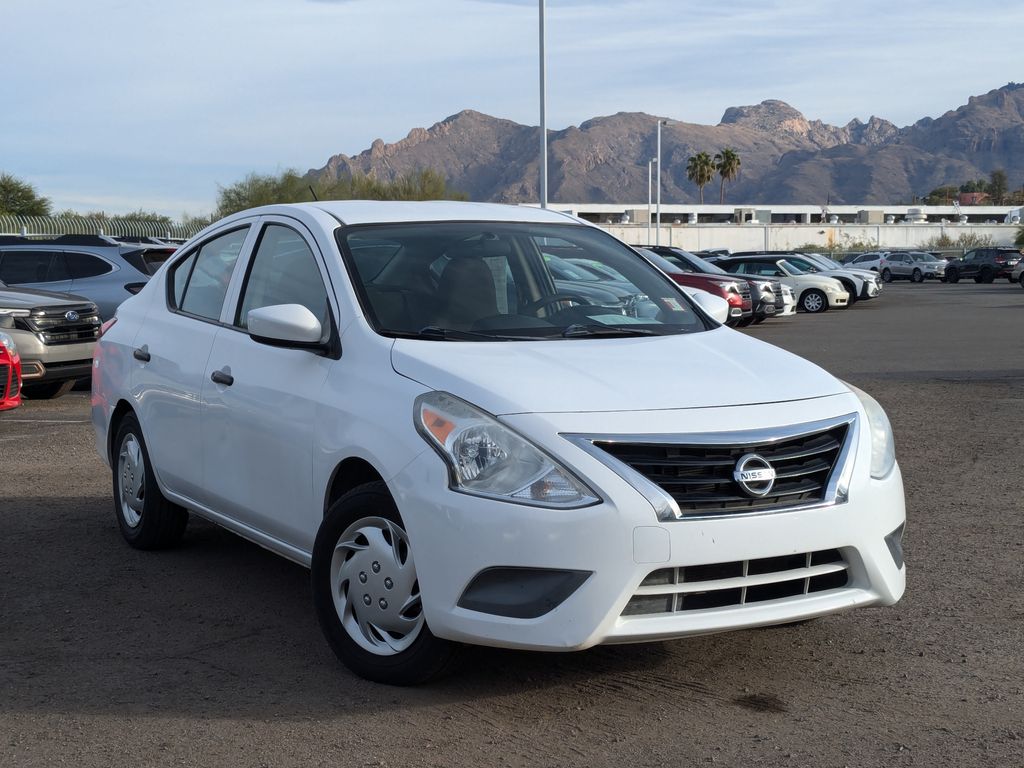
[389,326,540,341]
[561,323,664,338]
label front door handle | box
[211,369,234,386]
[133,347,151,362]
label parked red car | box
[637,249,752,325]
[0,331,22,411]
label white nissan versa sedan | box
[92,202,906,684]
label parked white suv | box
[92,202,906,684]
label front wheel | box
[881,268,892,283]
[312,482,458,685]
[112,414,188,549]
[800,289,828,313]
[911,269,923,283]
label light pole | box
[655,119,668,245]
[539,0,547,209]
[647,158,656,244]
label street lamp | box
[647,158,656,244]
[655,119,669,245]
[539,0,547,209]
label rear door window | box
[66,252,114,279]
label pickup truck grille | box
[592,421,851,517]
[17,304,101,346]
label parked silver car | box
[0,280,100,398]
[0,235,176,319]
[881,251,946,282]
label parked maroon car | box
[636,249,752,326]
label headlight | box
[415,391,599,508]
[848,384,896,479]
[0,331,16,357]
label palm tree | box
[714,148,741,204]
[686,152,716,204]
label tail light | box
[995,255,1006,263]
[99,317,117,337]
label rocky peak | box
[720,100,810,134]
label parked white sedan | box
[91,201,905,684]
[717,256,850,313]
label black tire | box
[312,481,458,685]
[881,268,892,283]
[980,268,994,284]
[1019,274,1024,288]
[946,269,960,283]
[911,268,923,283]
[799,289,828,314]
[752,314,768,325]
[21,379,75,399]
[973,276,983,284]
[111,413,188,550]
[734,316,754,328]
[841,282,857,305]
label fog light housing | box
[458,567,591,619]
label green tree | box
[989,169,1008,205]
[713,148,741,205]
[924,185,959,205]
[686,152,715,204]
[215,167,466,218]
[959,179,989,194]
[0,172,52,216]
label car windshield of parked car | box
[340,222,709,340]
[778,260,807,276]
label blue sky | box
[3,0,1021,217]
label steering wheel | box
[520,293,591,316]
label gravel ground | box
[1,282,1022,767]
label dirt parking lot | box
[2,283,1022,767]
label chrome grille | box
[592,421,851,517]
[770,280,783,299]
[17,304,101,346]
[622,549,849,616]
[736,282,751,302]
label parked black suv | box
[944,247,1022,284]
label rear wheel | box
[21,380,75,399]
[911,268,923,283]
[1019,274,1024,288]
[980,268,994,283]
[312,482,458,685]
[112,414,188,549]
[881,268,892,283]
[800,289,828,313]
[946,268,960,283]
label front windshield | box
[340,222,709,340]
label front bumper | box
[6,332,95,382]
[389,398,905,651]
[828,291,850,308]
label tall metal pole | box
[539,0,548,209]
[647,159,653,244]
[655,119,663,245]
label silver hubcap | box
[331,517,424,656]
[804,293,823,312]
[117,434,145,527]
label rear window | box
[121,248,176,276]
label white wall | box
[602,223,1019,252]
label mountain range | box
[310,83,1024,205]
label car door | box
[200,218,337,551]
[0,250,73,293]
[132,225,253,502]
[960,250,978,278]
[65,251,120,319]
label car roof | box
[222,201,585,227]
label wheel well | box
[324,458,386,516]
[108,400,135,463]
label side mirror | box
[683,288,731,325]
[248,304,324,349]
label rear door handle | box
[133,347,151,362]
[210,369,234,386]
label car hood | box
[391,328,848,415]
[0,286,94,310]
